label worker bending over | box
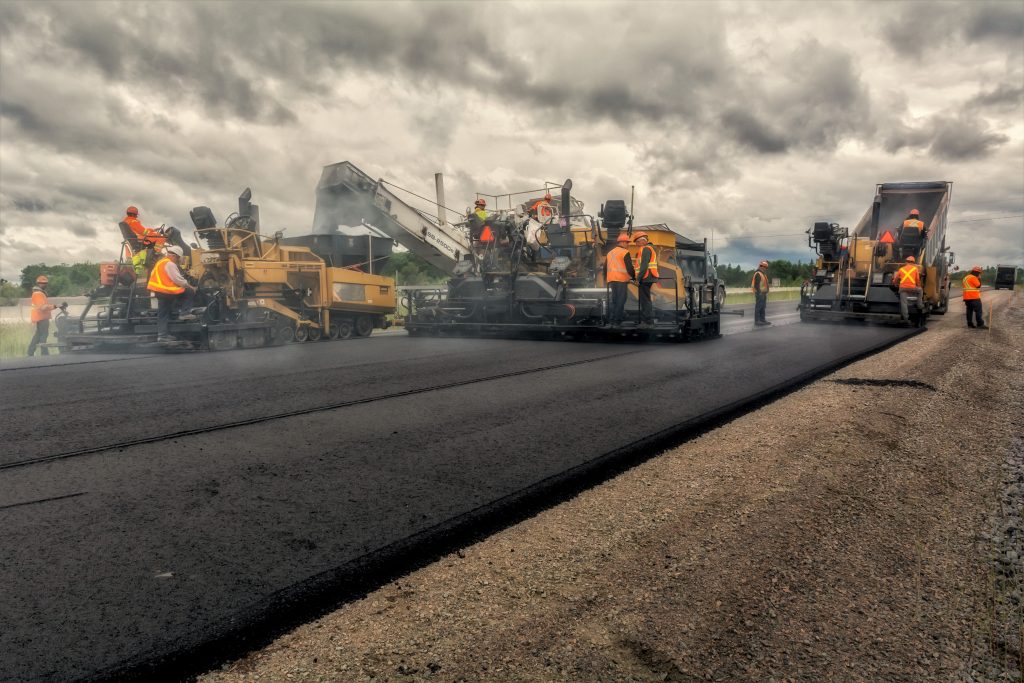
[752,260,771,326]
[147,245,197,342]
[604,233,635,327]
[27,274,56,356]
[962,265,986,329]
[633,232,659,328]
[894,255,923,321]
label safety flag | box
[879,230,895,244]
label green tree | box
[19,263,100,296]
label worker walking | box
[604,233,635,327]
[963,265,986,329]
[26,274,56,356]
[122,206,166,247]
[147,245,197,342]
[752,260,771,326]
[894,255,923,321]
[634,232,659,328]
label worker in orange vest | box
[27,274,56,356]
[962,265,986,329]
[634,232,659,328]
[123,205,167,247]
[894,255,923,321]
[751,260,771,326]
[530,193,555,221]
[147,245,197,342]
[902,208,926,239]
[604,233,635,326]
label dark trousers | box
[608,281,628,324]
[27,319,50,356]
[155,290,194,337]
[965,299,984,327]
[754,292,767,322]
[638,281,655,324]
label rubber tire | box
[336,319,354,340]
[275,325,294,345]
[294,326,309,342]
[308,326,322,342]
[354,315,373,338]
[327,322,340,340]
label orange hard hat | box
[474,198,486,207]
[633,232,649,242]
[35,275,49,284]
[906,256,916,263]
[616,233,630,243]
[971,265,982,273]
[909,209,919,216]
[126,205,139,216]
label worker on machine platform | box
[752,260,771,326]
[963,265,986,329]
[604,233,636,327]
[147,245,197,342]
[634,232,659,328]
[529,193,555,221]
[894,255,923,322]
[122,205,167,248]
[902,208,926,237]
[26,274,56,356]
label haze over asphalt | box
[0,315,914,680]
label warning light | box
[879,230,895,244]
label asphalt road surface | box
[0,301,914,681]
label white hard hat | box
[166,245,184,257]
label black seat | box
[897,226,922,260]
[118,221,146,254]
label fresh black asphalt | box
[0,303,916,681]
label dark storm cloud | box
[883,1,1024,57]
[10,198,50,213]
[720,110,788,154]
[885,111,1010,160]
[968,83,1024,112]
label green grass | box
[724,289,802,305]
[0,321,36,359]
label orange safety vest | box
[124,215,165,245]
[636,244,659,281]
[605,246,631,283]
[902,218,924,230]
[751,270,769,293]
[147,257,185,295]
[30,287,51,323]
[531,200,554,219]
[895,264,921,289]
[962,273,981,301]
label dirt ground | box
[203,290,1023,683]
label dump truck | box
[64,189,396,351]
[799,181,956,326]
[994,265,1018,290]
[310,163,726,341]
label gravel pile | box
[203,291,1023,683]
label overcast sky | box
[1,0,1022,280]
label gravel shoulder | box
[203,290,1023,683]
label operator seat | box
[896,225,922,261]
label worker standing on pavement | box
[26,274,56,356]
[634,232,659,328]
[894,255,923,321]
[962,265,986,329]
[147,245,197,342]
[122,206,166,247]
[752,260,771,326]
[604,233,635,327]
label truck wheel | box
[335,319,354,340]
[308,327,322,342]
[355,315,373,337]
[294,326,309,342]
[717,286,726,308]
